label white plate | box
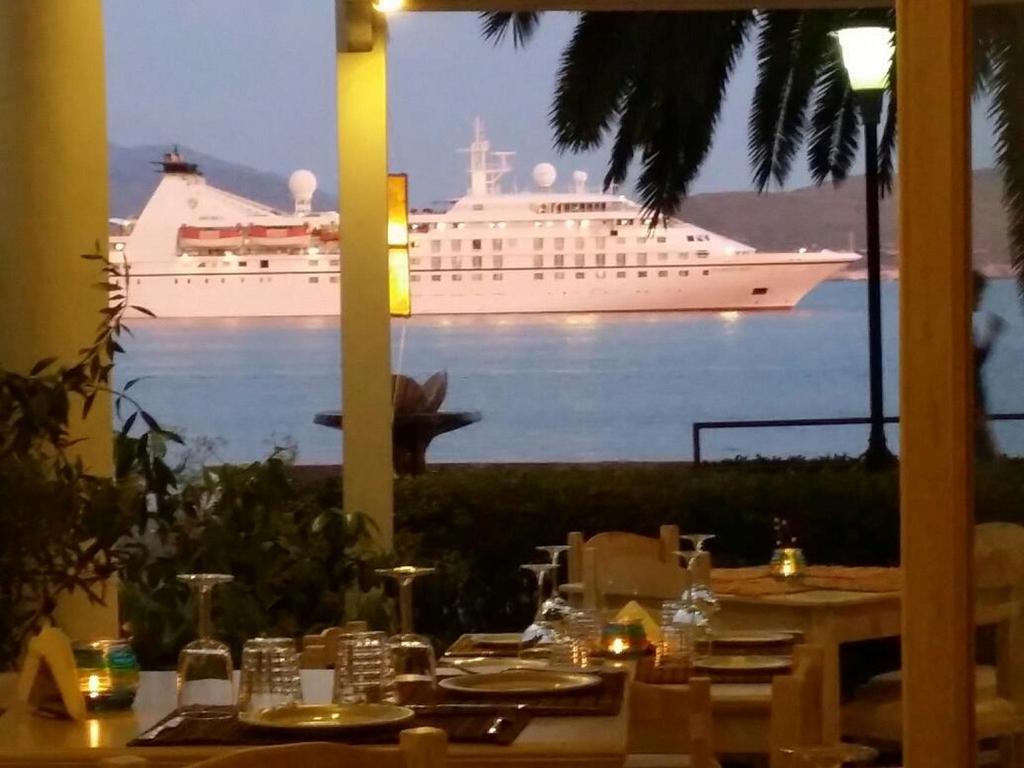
[440,669,601,695]
[239,703,415,731]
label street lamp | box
[836,26,896,469]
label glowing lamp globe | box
[372,0,404,13]
[835,27,894,92]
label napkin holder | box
[17,627,87,720]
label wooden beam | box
[896,0,975,761]
[403,0,1018,12]
[337,5,395,547]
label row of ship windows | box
[412,252,712,270]
[410,269,716,282]
[164,276,340,285]
[187,258,340,269]
[420,235,713,252]
[414,219,719,235]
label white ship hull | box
[121,257,848,319]
[112,130,859,320]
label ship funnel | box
[288,169,317,215]
[572,170,588,193]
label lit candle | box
[610,637,627,655]
[770,547,806,580]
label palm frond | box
[479,12,542,48]
[748,11,835,190]
[551,13,636,152]
[984,6,1024,294]
[877,88,897,196]
[807,48,859,185]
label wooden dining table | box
[564,565,904,745]
[0,670,627,768]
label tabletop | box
[0,670,626,768]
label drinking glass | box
[521,562,561,643]
[376,566,437,703]
[237,637,302,712]
[333,631,397,704]
[176,573,235,708]
[564,607,603,668]
[779,744,878,767]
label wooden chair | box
[300,621,370,669]
[842,522,1024,766]
[770,645,825,768]
[568,526,685,611]
[183,727,447,768]
[626,677,716,768]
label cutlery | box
[138,714,184,741]
[486,716,510,736]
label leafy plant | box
[119,449,386,669]
[0,250,178,669]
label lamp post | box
[836,26,896,470]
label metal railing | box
[691,412,1024,465]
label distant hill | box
[109,144,338,218]
[109,145,1012,274]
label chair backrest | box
[568,526,680,583]
[184,727,446,768]
[769,644,824,768]
[300,621,370,669]
[626,677,714,768]
[975,522,1024,711]
[586,554,687,611]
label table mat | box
[445,634,524,658]
[712,566,901,597]
[129,705,531,748]
[420,669,626,716]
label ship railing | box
[691,412,1024,465]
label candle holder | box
[600,620,648,658]
[73,639,140,711]
[770,547,807,581]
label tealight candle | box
[73,640,139,711]
[770,547,807,580]
[601,620,647,656]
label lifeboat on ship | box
[178,225,244,249]
[246,224,310,248]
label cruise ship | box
[111,123,859,318]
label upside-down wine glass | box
[536,545,573,621]
[376,566,437,703]
[520,562,561,644]
[176,573,235,708]
[672,550,711,656]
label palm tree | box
[483,8,1024,466]
[481,9,1024,279]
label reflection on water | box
[115,280,1024,464]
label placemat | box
[712,566,901,597]
[129,705,531,748]
[416,670,626,716]
[445,634,524,658]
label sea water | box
[114,279,1024,464]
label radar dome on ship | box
[288,169,317,214]
[532,163,557,189]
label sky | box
[103,0,997,207]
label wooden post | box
[0,0,118,639]
[0,0,113,475]
[896,0,975,761]
[336,2,394,548]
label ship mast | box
[460,117,513,196]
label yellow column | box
[0,0,117,639]
[896,0,974,762]
[336,2,394,547]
